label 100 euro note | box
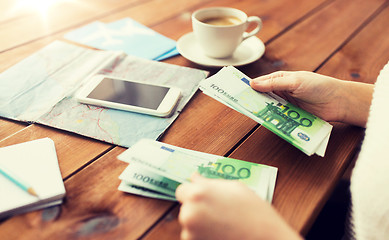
[118,181,176,201]
[199,66,333,156]
[118,139,277,202]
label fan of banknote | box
[199,66,333,156]
[117,139,278,202]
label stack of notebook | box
[0,138,66,220]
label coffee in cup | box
[192,7,262,59]
[200,16,242,26]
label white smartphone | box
[76,75,181,117]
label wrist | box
[338,80,374,127]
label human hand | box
[176,173,302,240]
[250,71,373,127]
[250,71,345,122]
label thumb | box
[191,172,207,183]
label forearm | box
[338,80,374,127]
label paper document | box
[64,18,178,60]
[0,41,207,147]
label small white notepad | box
[0,138,66,219]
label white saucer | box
[177,32,265,67]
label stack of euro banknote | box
[199,66,333,156]
[118,139,278,202]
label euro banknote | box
[118,182,176,201]
[118,139,277,202]
[199,66,333,156]
[119,162,180,197]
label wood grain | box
[1,0,388,239]
[318,1,389,83]
[0,118,27,141]
[0,148,174,240]
[0,124,112,178]
[0,0,142,52]
[143,0,389,238]
[244,0,387,75]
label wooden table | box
[1,0,388,239]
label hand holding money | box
[199,66,333,156]
[251,70,374,128]
[176,173,303,240]
[117,139,277,202]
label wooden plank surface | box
[143,0,389,238]
[0,125,113,179]
[0,118,27,141]
[0,0,142,52]
[155,0,331,42]
[260,0,386,71]
[1,0,388,239]
[0,147,175,240]
[158,0,337,150]
[162,0,332,69]
[242,0,387,76]
[318,1,389,83]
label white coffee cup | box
[192,7,262,59]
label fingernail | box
[250,79,264,86]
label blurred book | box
[0,138,65,220]
[64,18,178,60]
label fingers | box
[179,205,198,240]
[177,177,208,240]
[253,71,288,81]
[176,174,207,203]
[180,229,193,240]
[176,182,191,203]
[190,172,207,183]
[250,71,298,93]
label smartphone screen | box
[87,78,170,110]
